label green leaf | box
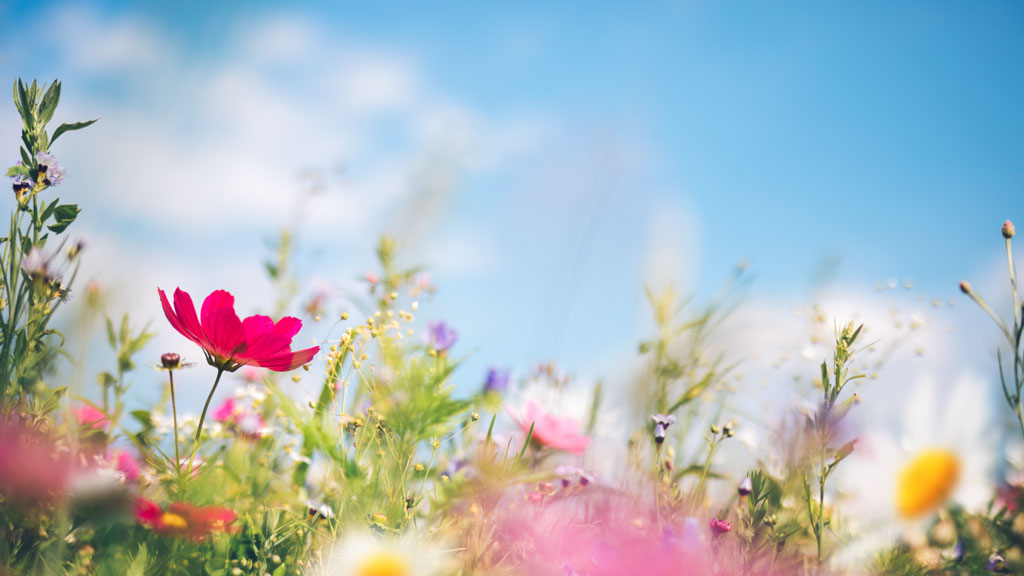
[105,317,117,348]
[38,80,60,127]
[5,164,29,178]
[16,79,33,128]
[517,421,535,459]
[51,118,98,144]
[125,544,148,576]
[273,565,287,576]
[131,410,153,429]
[832,439,858,466]
[20,146,32,168]
[47,203,79,234]
[40,198,58,222]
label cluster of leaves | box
[1,79,96,404]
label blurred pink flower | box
[158,287,319,372]
[0,420,73,504]
[112,450,140,482]
[509,400,590,454]
[212,397,266,439]
[498,492,711,576]
[74,404,109,430]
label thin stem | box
[817,448,826,566]
[169,370,181,472]
[187,367,224,476]
[693,437,719,511]
[1008,238,1019,332]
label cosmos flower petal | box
[160,288,203,347]
[205,305,246,359]
[200,290,235,329]
[252,346,319,371]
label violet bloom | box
[427,321,458,352]
[20,247,54,281]
[483,367,510,394]
[651,414,676,444]
[11,174,32,195]
[35,152,65,186]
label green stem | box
[169,369,181,473]
[693,437,719,511]
[187,367,224,476]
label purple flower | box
[651,413,676,444]
[21,247,56,282]
[427,321,457,352]
[11,174,32,195]
[483,366,510,394]
[442,458,469,479]
[988,553,1007,572]
[35,152,65,186]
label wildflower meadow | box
[0,6,1023,576]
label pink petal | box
[172,288,207,348]
[271,316,302,339]
[159,288,202,347]
[205,306,245,360]
[253,346,319,371]
[211,397,237,422]
[200,290,235,333]
[241,315,273,341]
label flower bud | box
[1004,220,1016,239]
[710,425,721,435]
[738,476,753,497]
[959,281,973,295]
[160,353,181,370]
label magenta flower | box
[509,400,590,454]
[158,288,319,372]
[74,404,109,430]
[212,397,266,438]
[708,518,731,539]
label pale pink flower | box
[508,400,590,454]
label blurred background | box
[0,2,1021,446]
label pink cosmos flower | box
[112,450,140,482]
[212,397,266,439]
[74,404,109,430]
[0,420,74,503]
[509,400,590,454]
[158,287,319,372]
[498,492,712,576]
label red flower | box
[136,497,236,539]
[158,287,319,372]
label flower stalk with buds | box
[961,219,1024,439]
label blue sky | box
[0,2,1021,421]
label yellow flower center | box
[356,551,410,576]
[160,512,189,530]
[896,449,960,518]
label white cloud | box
[50,6,169,72]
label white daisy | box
[316,532,451,576]
[835,372,996,569]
